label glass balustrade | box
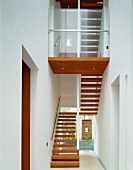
[48,8,109,58]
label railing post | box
[77,75,80,149]
[48,6,54,57]
[77,0,81,58]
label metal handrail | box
[51,96,61,140]
[54,36,61,48]
[49,29,109,33]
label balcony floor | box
[48,57,110,75]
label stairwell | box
[50,112,80,168]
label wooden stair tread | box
[81,84,101,88]
[51,154,79,161]
[81,99,99,102]
[81,94,100,98]
[55,134,75,137]
[53,144,75,148]
[80,108,98,111]
[54,139,76,142]
[56,126,76,129]
[82,2,103,8]
[58,119,76,121]
[52,150,79,154]
[79,112,97,115]
[59,112,77,115]
[57,123,76,125]
[81,78,102,82]
[56,130,76,133]
[50,161,79,167]
[81,89,100,93]
[81,104,98,107]
[58,115,76,118]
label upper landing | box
[48,57,110,75]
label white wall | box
[0,0,2,167]
[61,74,77,107]
[0,0,61,170]
[128,1,133,169]
[95,0,132,169]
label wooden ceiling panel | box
[56,0,103,9]
[48,57,109,75]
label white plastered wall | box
[95,0,132,169]
[0,0,61,170]
[61,74,77,107]
[0,0,2,166]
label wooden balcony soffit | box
[48,57,110,75]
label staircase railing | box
[51,96,61,140]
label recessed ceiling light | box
[62,68,64,70]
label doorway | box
[79,116,94,151]
[111,76,120,170]
[22,61,30,170]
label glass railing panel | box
[49,30,109,58]
[48,7,109,58]
[49,31,79,57]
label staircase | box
[80,9,102,57]
[50,112,80,168]
[80,75,102,115]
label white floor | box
[50,151,104,170]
